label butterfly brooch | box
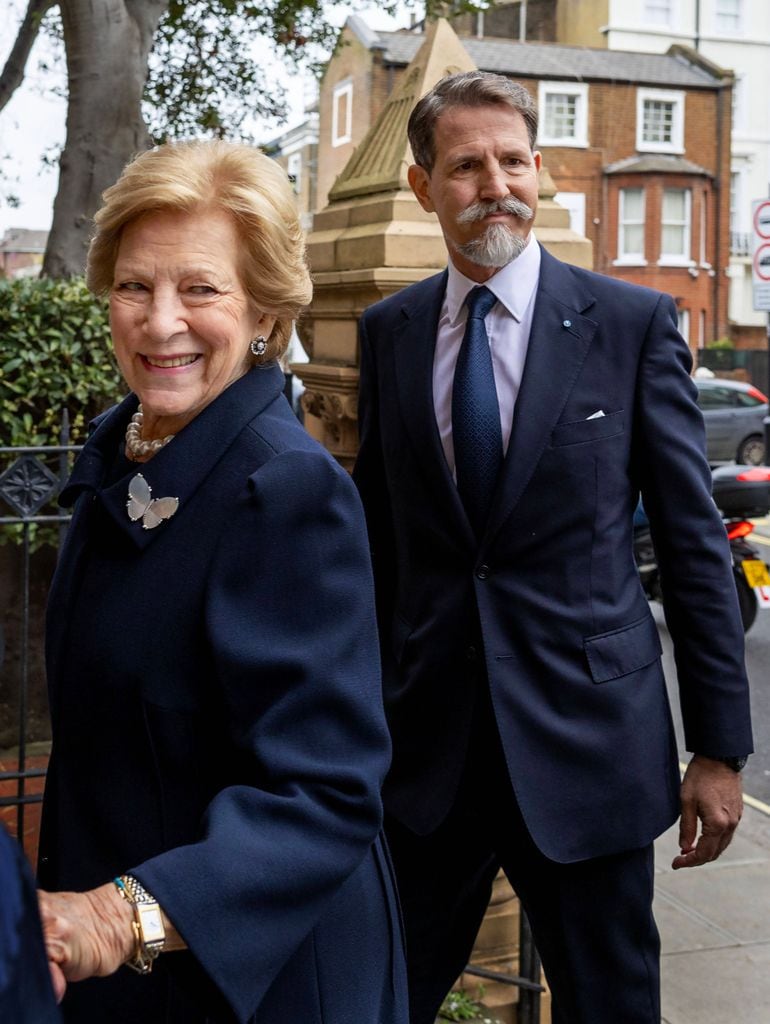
[126,473,179,530]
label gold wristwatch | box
[113,875,166,974]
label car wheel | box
[736,434,765,466]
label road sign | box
[752,198,770,310]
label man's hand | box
[37,883,134,1002]
[672,754,743,870]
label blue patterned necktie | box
[452,285,503,538]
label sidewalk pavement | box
[656,802,770,1024]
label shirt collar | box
[446,233,541,326]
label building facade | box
[262,112,319,231]
[0,229,47,279]
[317,18,733,352]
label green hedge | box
[0,277,125,545]
[0,276,123,446]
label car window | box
[696,386,737,409]
[735,391,762,407]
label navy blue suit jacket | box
[354,246,753,863]
[40,366,406,1023]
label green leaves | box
[0,276,122,446]
[438,988,502,1023]
[0,276,124,545]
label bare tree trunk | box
[42,0,167,278]
[0,0,58,114]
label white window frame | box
[615,187,647,266]
[713,0,744,36]
[636,88,685,154]
[677,308,690,345]
[554,192,586,236]
[286,152,302,195]
[730,162,751,236]
[731,73,746,135]
[332,79,353,147]
[538,82,589,148]
[699,188,710,267]
[659,187,692,266]
[643,0,673,26]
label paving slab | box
[655,810,770,1024]
[660,943,770,1024]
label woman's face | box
[110,207,275,437]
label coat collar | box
[60,364,286,549]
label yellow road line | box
[743,792,770,816]
[751,533,770,547]
[679,761,770,816]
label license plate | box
[742,559,770,588]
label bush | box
[0,276,123,447]
[0,277,124,546]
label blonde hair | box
[87,140,312,360]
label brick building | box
[316,17,733,350]
[0,228,47,279]
[262,112,319,231]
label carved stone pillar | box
[295,17,592,1024]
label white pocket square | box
[586,409,605,420]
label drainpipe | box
[714,76,728,340]
[519,0,527,41]
[695,0,700,50]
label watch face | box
[137,904,165,945]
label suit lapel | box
[485,248,597,546]
[394,272,475,544]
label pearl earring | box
[250,336,267,357]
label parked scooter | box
[634,465,770,633]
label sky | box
[0,2,412,238]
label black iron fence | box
[465,907,544,1022]
[0,412,80,849]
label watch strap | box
[114,875,165,974]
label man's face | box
[408,103,541,282]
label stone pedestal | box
[294,18,593,1024]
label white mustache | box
[457,197,534,224]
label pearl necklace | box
[125,405,175,460]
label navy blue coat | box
[0,825,61,1023]
[354,246,754,863]
[39,365,407,1024]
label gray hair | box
[407,71,538,174]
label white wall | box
[604,0,770,329]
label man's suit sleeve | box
[633,294,753,758]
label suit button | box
[466,645,478,662]
[477,564,490,580]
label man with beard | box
[353,71,752,1024]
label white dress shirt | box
[432,233,541,475]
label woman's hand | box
[37,883,135,1002]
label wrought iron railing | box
[0,412,80,847]
[464,907,544,1021]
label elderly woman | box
[36,141,407,1024]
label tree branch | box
[0,0,58,115]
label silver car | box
[694,377,768,465]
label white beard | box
[454,222,528,268]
